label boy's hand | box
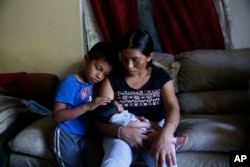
[113,101,124,112]
[88,97,111,111]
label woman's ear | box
[119,53,122,61]
[147,52,154,62]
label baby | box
[94,100,188,146]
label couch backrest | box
[175,48,250,114]
[175,48,250,92]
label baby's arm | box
[126,119,151,129]
[126,116,155,130]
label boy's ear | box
[83,54,89,63]
[79,55,89,70]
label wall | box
[0,0,249,79]
[231,0,250,48]
[0,0,85,79]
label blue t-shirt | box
[109,65,172,122]
[54,74,94,136]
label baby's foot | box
[172,134,188,145]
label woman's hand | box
[149,130,176,167]
[120,126,148,151]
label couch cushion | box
[175,49,250,92]
[175,115,250,152]
[8,115,55,161]
[9,153,56,167]
[176,152,229,167]
[177,90,250,114]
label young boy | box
[50,41,119,167]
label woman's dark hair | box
[120,28,154,58]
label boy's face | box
[84,56,112,84]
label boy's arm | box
[52,75,111,122]
[53,97,111,122]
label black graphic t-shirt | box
[108,65,171,122]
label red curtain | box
[90,0,139,45]
[150,0,225,54]
[90,0,225,54]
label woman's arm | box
[97,77,120,136]
[149,80,180,167]
[162,81,180,131]
[97,78,148,150]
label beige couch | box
[0,73,59,167]
[3,48,250,167]
[173,49,250,167]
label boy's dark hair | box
[93,100,118,122]
[88,41,119,69]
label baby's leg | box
[171,134,188,145]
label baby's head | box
[94,100,119,122]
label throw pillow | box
[8,115,55,161]
[153,52,175,66]
[153,61,180,93]
[0,95,29,134]
[176,115,249,152]
[0,114,17,134]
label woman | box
[97,28,180,167]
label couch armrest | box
[1,73,59,109]
[27,73,59,109]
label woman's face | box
[120,48,152,76]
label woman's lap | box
[102,136,137,167]
[101,136,159,167]
[101,119,173,167]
